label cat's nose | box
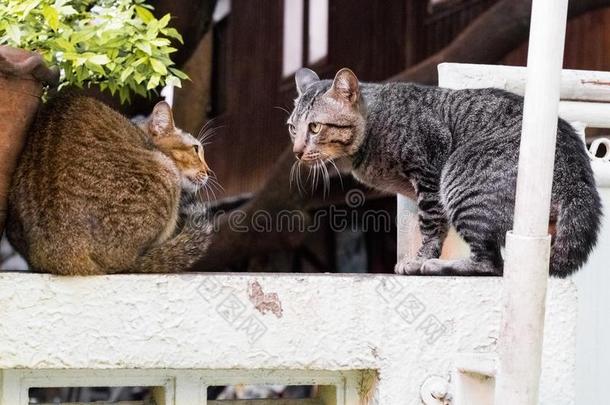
[293,142,305,160]
[293,135,307,160]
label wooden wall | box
[504,7,610,71]
[206,0,495,197]
[193,2,610,198]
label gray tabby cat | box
[288,67,602,277]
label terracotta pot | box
[0,45,58,236]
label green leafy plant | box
[0,0,189,103]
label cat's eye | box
[193,145,199,154]
[288,124,296,135]
[309,122,322,134]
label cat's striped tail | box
[550,183,602,277]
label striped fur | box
[6,92,211,275]
[291,68,602,277]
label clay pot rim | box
[0,45,59,87]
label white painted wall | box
[0,273,577,404]
[573,185,610,404]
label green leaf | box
[165,75,181,88]
[119,66,134,82]
[132,56,148,67]
[136,42,151,55]
[62,52,78,60]
[135,5,154,23]
[150,38,170,47]
[57,5,77,16]
[147,74,160,90]
[88,54,110,65]
[169,67,189,80]
[76,66,87,83]
[53,37,74,51]
[149,58,167,75]
[133,71,145,84]
[6,25,21,44]
[161,27,183,44]
[20,0,41,17]
[85,60,105,75]
[42,5,59,31]
[108,81,117,96]
[134,84,147,97]
[161,46,178,54]
[158,14,171,29]
[119,86,130,104]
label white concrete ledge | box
[0,273,577,404]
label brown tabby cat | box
[6,92,212,275]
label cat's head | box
[141,101,211,193]
[288,67,365,164]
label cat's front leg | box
[395,184,448,275]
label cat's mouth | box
[182,175,208,192]
[299,152,322,164]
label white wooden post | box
[494,1,569,404]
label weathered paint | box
[0,274,576,404]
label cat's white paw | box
[420,258,447,275]
[394,258,423,275]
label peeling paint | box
[248,280,283,318]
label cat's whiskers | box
[296,160,304,194]
[290,160,300,193]
[208,171,224,191]
[273,105,291,116]
[318,161,323,194]
[311,160,319,194]
[194,185,206,204]
[203,187,212,204]
[207,176,224,193]
[197,125,224,145]
[321,160,330,198]
[202,181,217,202]
[326,157,344,190]
[196,117,220,140]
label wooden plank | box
[439,63,610,102]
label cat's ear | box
[295,68,319,95]
[328,68,359,104]
[149,101,175,137]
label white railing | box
[0,273,576,404]
[426,62,610,405]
